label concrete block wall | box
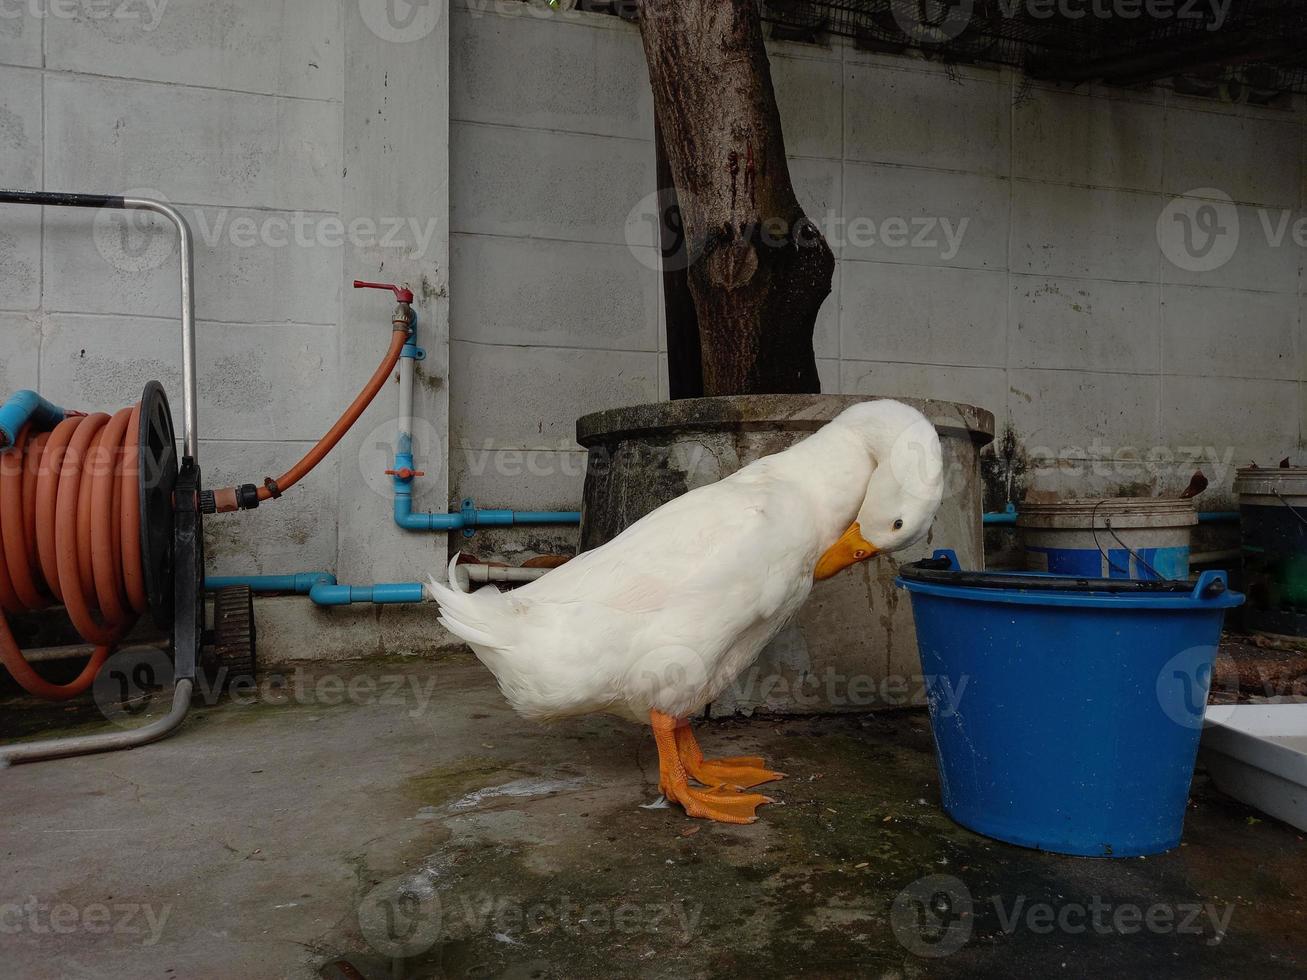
[0,0,451,586]
[3,0,1305,590]
[448,2,659,560]
[450,2,1307,553]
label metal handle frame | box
[0,189,198,459]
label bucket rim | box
[1017,497,1197,530]
[575,394,995,448]
[1236,465,1307,479]
[1234,466,1307,500]
[896,551,1244,609]
[896,576,1244,609]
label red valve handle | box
[354,279,415,304]
[385,467,425,480]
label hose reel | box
[0,190,411,765]
[0,190,228,765]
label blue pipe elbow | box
[0,390,67,449]
[391,468,580,533]
[306,582,353,606]
[392,495,581,532]
[204,573,425,607]
[983,503,1019,526]
[393,491,460,531]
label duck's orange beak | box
[814,522,879,580]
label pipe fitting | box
[0,390,67,451]
[392,303,414,333]
[385,466,424,482]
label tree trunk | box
[637,0,835,396]
[655,115,704,399]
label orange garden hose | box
[0,408,145,700]
[1,329,407,700]
[209,328,408,512]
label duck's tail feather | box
[426,554,517,652]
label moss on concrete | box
[6,661,1307,979]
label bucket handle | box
[1091,501,1168,581]
[925,549,961,571]
[1191,570,1229,601]
[1271,489,1307,529]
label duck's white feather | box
[426,400,940,724]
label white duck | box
[427,399,944,824]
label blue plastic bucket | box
[896,551,1244,857]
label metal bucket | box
[1234,467,1307,636]
[1017,498,1197,581]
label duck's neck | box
[771,424,876,537]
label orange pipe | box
[210,329,408,510]
[0,412,144,701]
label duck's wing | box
[537,477,788,592]
[522,474,816,650]
[428,474,817,719]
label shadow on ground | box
[2,656,1305,978]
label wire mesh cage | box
[760,0,1307,97]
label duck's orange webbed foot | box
[675,720,785,790]
[649,711,775,824]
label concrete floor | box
[2,655,1306,979]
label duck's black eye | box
[893,519,904,531]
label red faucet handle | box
[385,467,425,480]
[354,279,415,304]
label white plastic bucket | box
[1234,467,1307,508]
[1017,498,1197,580]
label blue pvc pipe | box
[206,573,318,593]
[1198,511,1241,524]
[983,505,1241,527]
[204,573,425,607]
[394,495,581,531]
[0,390,67,449]
[391,450,580,532]
[983,503,1019,526]
[385,317,578,535]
